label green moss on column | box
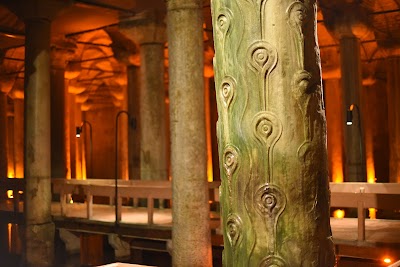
[211,0,336,265]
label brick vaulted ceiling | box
[0,0,399,108]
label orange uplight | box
[383,258,391,264]
[333,209,345,219]
[365,126,376,219]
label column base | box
[25,222,55,267]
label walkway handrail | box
[330,182,400,241]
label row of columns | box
[322,2,400,184]
[0,1,211,266]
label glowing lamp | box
[76,126,82,138]
[333,209,345,219]
[383,258,391,264]
[346,104,354,126]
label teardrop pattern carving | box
[223,145,239,176]
[220,76,236,109]
[216,8,233,40]
[247,41,277,78]
[254,184,286,218]
[252,111,282,148]
[287,1,308,30]
[226,213,243,248]
[259,255,287,267]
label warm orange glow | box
[7,171,14,178]
[69,198,74,204]
[204,77,213,182]
[333,209,345,219]
[7,190,13,199]
[365,125,376,219]
[8,223,12,253]
[383,258,392,264]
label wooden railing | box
[2,178,400,239]
[330,182,400,241]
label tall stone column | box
[50,39,76,179]
[0,91,8,179]
[322,3,371,182]
[127,65,141,179]
[0,75,14,179]
[3,0,70,264]
[167,1,212,266]
[9,82,25,179]
[324,79,344,183]
[120,15,168,181]
[386,52,400,183]
[24,18,54,267]
[211,0,335,265]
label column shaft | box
[50,67,67,178]
[69,94,76,178]
[325,79,344,182]
[340,37,366,182]
[14,99,24,178]
[140,43,168,180]
[211,0,335,265]
[0,92,8,179]
[24,18,54,267]
[387,57,400,183]
[127,66,141,179]
[167,0,212,266]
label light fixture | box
[346,104,354,126]
[383,258,391,264]
[76,121,93,178]
[76,126,82,138]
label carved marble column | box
[167,1,212,266]
[386,52,400,183]
[211,0,335,265]
[120,15,168,181]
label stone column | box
[127,65,141,179]
[0,91,8,179]
[50,39,76,179]
[324,79,344,183]
[3,1,70,264]
[9,82,25,179]
[322,3,371,182]
[386,51,400,183]
[211,0,335,265]
[24,18,54,267]
[0,75,14,179]
[120,15,168,181]
[167,1,212,266]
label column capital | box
[119,11,166,45]
[106,29,140,66]
[321,2,373,40]
[0,75,16,94]
[51,37,77,69]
